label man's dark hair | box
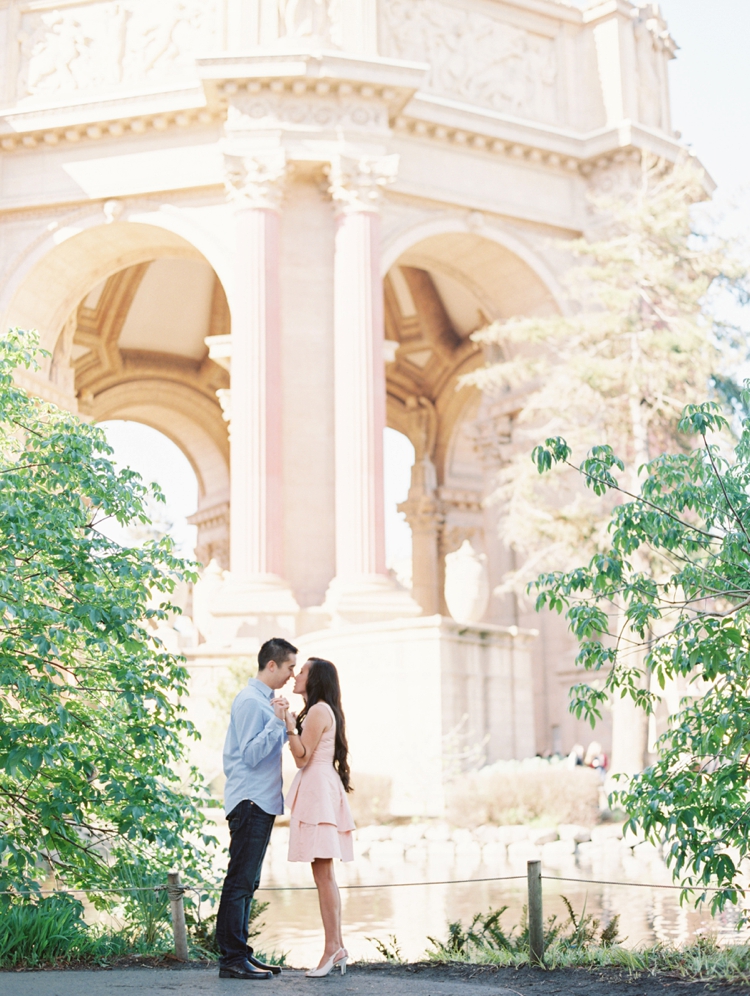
[257,637,298,671]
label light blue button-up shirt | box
[223,677,288,817]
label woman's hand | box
[272,696,289,722]
[285,711,297,733]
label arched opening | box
[384,427,415,590]
[384,228,559,621]
[4,220,233,570]
[97,420,199,559]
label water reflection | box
[212,824,750,968]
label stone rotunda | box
[0,0,682,814]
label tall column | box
[323,155,420,624]
[210,149,298,643]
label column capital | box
[224,149,288,211]
[328,153,399,214]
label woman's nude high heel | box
[306,948,348,978]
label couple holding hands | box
[215,638,355,980]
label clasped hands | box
[272,695,297,733]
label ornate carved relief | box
[225,91,389,137]
[17,0,219,98]
[472,400,514,469]
[278,0,343,47]
[381,0,557,121]
[328,154,399,213]
[223,149,288,210]
[189,501,230,570]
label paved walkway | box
[1,967,517,996]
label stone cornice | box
[0,85,219,152]
[196,49,428,119]
[394,101,708,184]
[489,0,585,24]
[0,47,706,194]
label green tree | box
[531,400,750,916]
[0,329,215,896]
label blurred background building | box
[0,0,684,814]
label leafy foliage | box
[426,905,749,983]
[0,892,130,967]
[0,329,215,895]
[367,934,405,963]
[427,900,620,961]
[530,399,750,915]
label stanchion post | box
[527,859,544,967]
[168,870,189,962]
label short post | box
[527,859,544,967]
[167,870,189,962]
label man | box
[216,637,298,980]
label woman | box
[283,657,355,977]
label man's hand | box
[272,696,289,722]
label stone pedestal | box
[295,617,537,817]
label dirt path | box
[2,963,746,996]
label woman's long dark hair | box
[297,657,352,793]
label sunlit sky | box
[101,3,749,570]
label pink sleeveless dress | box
[287,703,355,862]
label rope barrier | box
[0,872,738,899]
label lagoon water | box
[217,823,750,969]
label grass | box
[423,903,750,984]
[0,894,131,969]
[0,891,287,970]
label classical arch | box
[383,227,561,617]
[92,381,229,503]
[381,216,567,314]
[5,216,233,568]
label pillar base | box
[195,571,299,649]
[295,616,538,817]
[322,573,422,627]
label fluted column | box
[208,149,298,642]
[323,155,420,623]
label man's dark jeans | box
[216,799,276,969]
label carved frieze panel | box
[381,0,558,122]
[225,90,389,137]
[17,0,220,99]
[278,0,343,47]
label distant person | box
[215,637,298,980]
[584,740,608,778]
[567,743,585,768]
[280,657,355,978]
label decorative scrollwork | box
[223,150,288,211]
[327,154,399,213]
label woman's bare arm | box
[286,702,331,769]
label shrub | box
[0,894,128,968]
[445,764,601,827]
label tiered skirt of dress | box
[287,705,355,862]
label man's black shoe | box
[219,961,273,980]
[248,952,282,975]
